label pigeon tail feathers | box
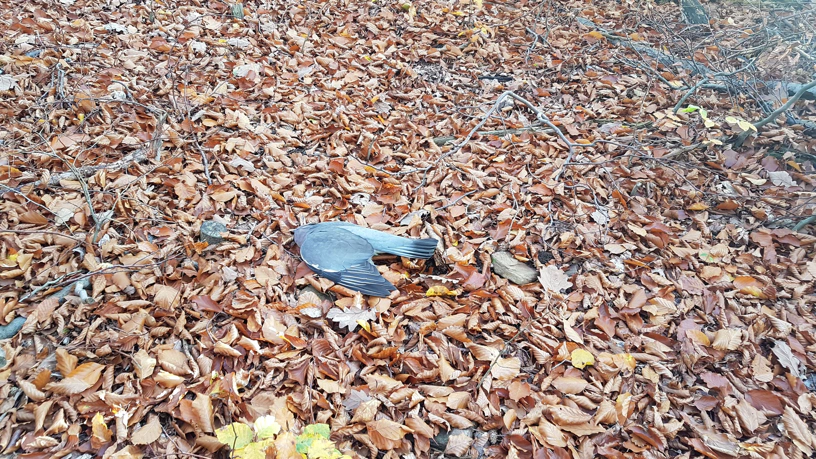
[377,237,438,259]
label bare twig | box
[0,229,86,242]
[434,190,479,211]
[37,146,150,186]
[419,91,591,190]
[432,124,554,146]
[753,79,816,129]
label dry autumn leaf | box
[3,0,816,456]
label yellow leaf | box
[738,120,757,132]
[570,349,595,369]
[306,437,348,459]
[687,202,709,211]
[426,285,459,297]
[620,353,636,370]
[216,422,254,450]
[739,285,766,299]
[92,412,112,444]
[473,0,483,9]
[787,161,802,172]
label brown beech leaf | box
[551,376,588,394]
[490,357,520,380]
[157,349,191,376]
[465,342,501,361]
[47,362,104,395]
[534,421,568,448]
[178,393,215,433]
[549,405,592,425]
[55,348,78,377]
[351,399,381,423]
[132,349,156,380]
[131,415,162,445]
[153,284,181,310]
[782,406,815,455]
[445,432,473,456]
[367,419,410,450]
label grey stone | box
[491,251,538,285]
[432,428,474,450]
[0,316,25,341]
[200,220,227,246]
[51,279,92,304]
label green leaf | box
[680,105,700,113]
[216,422,254,450]
[725,116,738,123]
[699,250,716,263]
[699,108,708,120]
[304,424,331,438]
[296,424,332,454]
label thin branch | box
[0,229,86,242]
[753,79,816,129]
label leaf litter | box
[0,0,815,458]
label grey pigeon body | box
[294,222,438,296]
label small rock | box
[491,251,538,285]
[0,316,26,341]
[51,279,92,304]
[432,428,473,450]
[200,220,227,246]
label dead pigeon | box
[294,222,438,296]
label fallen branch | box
[576,17,816,135]
[418,91,595,190]
[753,80,816,129]
[39,146,149,186]
[432,124,555,146]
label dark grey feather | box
[294,221,437,296]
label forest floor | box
[1,0,816,458]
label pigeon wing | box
[299,227,395,296]
[315,222,438,259]
[324,261,396,297]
